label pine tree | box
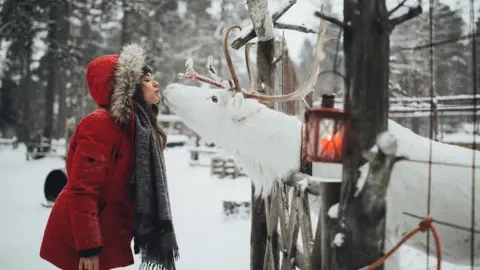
[391,3,468,97]
[429,3,468,96]
[390,9,430,98]
[0,0,39,141]
[0,78,17,135]
[471,5,480,95]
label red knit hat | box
[85,43,146,124]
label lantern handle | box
[317,69,349,101]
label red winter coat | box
[40,48,147,269]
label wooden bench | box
[187,146,221,166]
[166,134,188,148]
[222,200,251,220]
[0,137,18,149]
[211,155,246,179]
[26,139,67,160]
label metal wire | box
[426,0,435,267]
[469,0,477,267]
[398,1,479,267]
[403,212,480,235]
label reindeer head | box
[163,83,266,144]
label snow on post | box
[246,0,275,41]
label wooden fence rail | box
[262,175,322,270]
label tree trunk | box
[328,0,391,269]
[43,3,59,139]
[250,39,280,270]
[18,40,33,143]
[246,1,278,269]
[56,1,71,139]
[281,45,300,116]
[250,187,267,270]
[121,0,131,46]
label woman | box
[40,43,179,270]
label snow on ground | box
[0,143,475,269]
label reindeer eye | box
[211,96,218,103]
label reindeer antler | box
[177,7,346,107]
[245,42,256,91]
[223,26,242,92]
[177,26,262,93]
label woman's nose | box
[153,80,159,88]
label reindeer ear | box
[228,92,245,110]
[227,92,250,120]
[227,92,260,121]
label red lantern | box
[304,94,349,163]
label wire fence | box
[388,0,479,268]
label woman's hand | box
[79,256,99,270]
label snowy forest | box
[2,1,480,269]
[0,0,478,143]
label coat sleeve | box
[67,112,116,256]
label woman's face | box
[141,73,161,104]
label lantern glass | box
[317,116,344,163]
[304,107,347,163]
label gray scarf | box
[130,101,179,270]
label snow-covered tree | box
[391,2,468,97]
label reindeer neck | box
[227,108,303,197]
[226,107,303,170]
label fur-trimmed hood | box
[85,43,147,124]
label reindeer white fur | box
[164,82,480,269]
[164,85,303,197]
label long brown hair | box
[133,84,168,150]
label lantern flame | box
[320,133,343,161]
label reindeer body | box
[164,83,480,268]
[219,108,303,197]
[384,120,480,267]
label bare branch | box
[231,30,257,51]
[387,0,408,17]
[314,11,347,29]
[271,0,297,21]
[272,55,283,65]
[231,0,297,49]
[274,22,317,34]
[389,5,423,29]
[0,20,15,33]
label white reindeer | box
[163,17,480,269]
